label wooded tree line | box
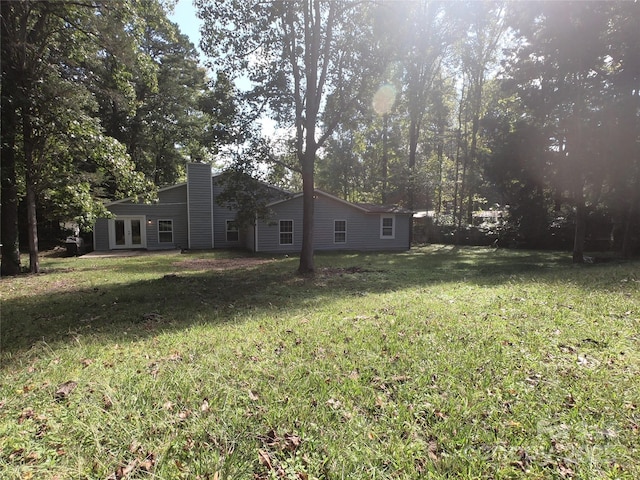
[200,0,639,271]
[1,0,236,274]
[2,1,639,275]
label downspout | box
[254,214,259,252]
[214,175,219,249]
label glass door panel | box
[115,220,126,245]
[130,220,142,246]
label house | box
[93,163,412,253]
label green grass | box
[1,246,638,479]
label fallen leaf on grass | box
[106,459,137,480]
[557,460,575,478]
[167,351,182,362]
[139,452,155,472]
[258,449,273,469]
[434,410,448,420]
[102,394,114,410]
[282,433,302,452]
[262,430,303,452]
[54,380,77,401]
[200,399,210,412]
[248,390,260,401]
[427,439,440,462]
[18,408,35,423]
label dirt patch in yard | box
[172,257,275,271]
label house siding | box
[211,177,245,249]
[255,194,411,253]
[104,202,188,250]
[187,163,214,249]
[94,218,110,251]
[256,196,305,253]
[93,164,409,254]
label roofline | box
[106,182,187,206]
[104,168,293,207]
[266,189,413,214]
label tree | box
[0,0,155,273]
[395,1,452,220]
[198,0,382,273]
[0,1,22,275]
[504,1,637,261]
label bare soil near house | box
[171,257,275,271]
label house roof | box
[104,167,409,215]
[267,189,413,215]
[105,170,292,206]
[353,202,413,215]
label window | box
[226,220,239,242]
[380,215,395,239]
[158,220,173,243]
[334,220,347,244]
[279,220,293,245]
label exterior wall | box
[94,218,110,251]
[212,175,291,251]
[187,163,214,249]
[212,177,244,249]
[256,195,305,253]
[244,223,256,251]
[93,184,188,251]
[314,196,410,251]
[93,164,409,253]
[102,201,188,250]
[255,194,411,253]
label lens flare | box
[372,84,396,116]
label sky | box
[167,1,277,137]
[168,0,203,53]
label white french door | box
[109,216,146,249]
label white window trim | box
[380,214,395,239]
[226,219,239,242]
[279,219,294,245]
[157,219,174,244]
[334,219,347,244]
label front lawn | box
[1,246,638,479]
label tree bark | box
[572,189,586,263]
[298,152,315,274]
[621,171,639,258]
[23,110,40,273]
[1,91,21,276]
[1,1,22,276]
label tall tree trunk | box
[381,114,388,204]
[621,169,639,258]
[1,91,21,276]
[436,121,444,217]
[572,187,586,263]
[1,1,22,276]
[407,114,420,245]
[298,151,315,274]
[23,110,40,273]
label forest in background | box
[2,1,639,275]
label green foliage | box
[1,0,237,265]
[215,167,290,229]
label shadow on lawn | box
[1,246,634,363]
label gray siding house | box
[93,163,412,253]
